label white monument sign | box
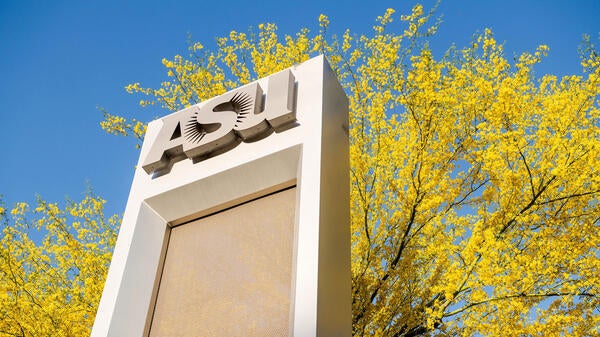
[92,56,351,337]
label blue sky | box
[0,0,598,218]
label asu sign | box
[142,69,296,174]
[92,56,351,337]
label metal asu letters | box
[142,69,296,174]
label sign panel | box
[149,188,296,336]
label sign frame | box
[91,56,351,337]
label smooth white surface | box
[91,55,350,337]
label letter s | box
[182,101,237,160]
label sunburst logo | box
[184,92,255,144]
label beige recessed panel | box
[148,187,296,337]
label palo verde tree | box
[103,4,600,337]
[1,3,597,337]
[102,6,600,334]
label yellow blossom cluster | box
[98,107,146,148]
[0,194,119,336]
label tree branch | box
[444,291,597,318]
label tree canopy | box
[2,4,599,336]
